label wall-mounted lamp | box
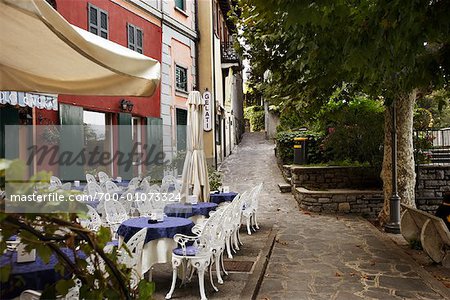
[120,99,134,112]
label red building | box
[37,0,163,180]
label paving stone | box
[333,291,365,300]
[378,276,435,292]
[394,290,420,298]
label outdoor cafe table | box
[210,192,238,204]
[116,217,194,275]
[0,248,85,299]
[164,202,218,224]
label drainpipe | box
[212,4,218,170]
[194,0,200,89]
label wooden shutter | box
[88,4,98,35]
[59,104,84,181]
[176,108,187,151]
[136,28,143,54]
[100,10,108,39]
[128,24,135,51]
[118,113,133,180]
[0,106,19,160]
[146,117,163,180]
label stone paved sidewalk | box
[220,132,449,300]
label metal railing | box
[414,128,450,148]
[221,42,240,63]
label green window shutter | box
[59,104,84,181]
[128,24,135,50]
[175,0,185,10]
[146,117,163,180]
[176,108,187,152]
[118,113,133,180]
[136,28,143,54]
[0,106,19,160]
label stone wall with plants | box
[293,187,383,219]
[415,165,450,213]
[290,166,382,190]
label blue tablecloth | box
[164,202,218,218]
[210,192,238,204]
[0,248,85,299]
[117,217,194,244]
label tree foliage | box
[234,0,450,106]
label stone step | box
[278,183,292,193]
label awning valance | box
[0,0,160,97]
[0,91,58,111]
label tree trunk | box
[379,91,417,225]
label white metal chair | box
[223,192,246,258]
[166,208,224,300]
[80,205,102,232]
[127,177,141,190]
[139,178,151,191]
[60,182,72,191]
[101,180,121,194]
[116,228,147,288]
[84,182,103,196]
[119,188,136,217]
[242,183,263,235]
[50,176,62,187]
[86,173,97,184]
[104,200,128,238]
[97,171,110,184]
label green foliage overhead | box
[233,0,450,110]
[244,106,265,132]
[416,89,450,128]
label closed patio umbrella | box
[180,91,210,202]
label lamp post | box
[385,100,401,234]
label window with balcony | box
[88,4,108,39]
[127,24,143,54]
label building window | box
[88,3,108,39]
[83,111,113,175]
[175,65,188,92]
[127,24,143,54]
[175,0,185,11]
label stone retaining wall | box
[294,187,383,219]
[290,166,381,190]
[415,165,450,213]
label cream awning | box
[0,0,160,97]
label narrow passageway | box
[220,132,447,300]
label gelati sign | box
[203,91,212,132]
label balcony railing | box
[221,42,240,64]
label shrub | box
[275,130,326,164]
[414,132,434,164]
[208,167,222,191]
[318,96,384,166]
[244,106,265,131]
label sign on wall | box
[0,91,58,111]
[203,91,212,132]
